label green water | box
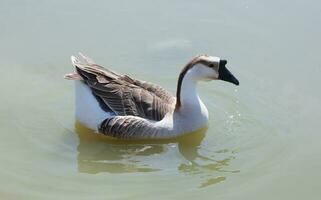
[1,0,321,199]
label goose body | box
[65,53,239,139]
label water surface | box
[0,0,321,199]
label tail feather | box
[64,72,83,80]
[66,53,121,82]
[71,55,81,67]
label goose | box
[64,53,239,139]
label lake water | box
[1,0,320,199]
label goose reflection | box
[177,132,239,188]
[75,121,208,174]
[75,121,237,186]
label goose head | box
[182,55,239,85]
[175,55,239,110]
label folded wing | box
[71,53,176,121]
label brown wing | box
[71,54,175,121]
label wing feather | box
[99,116,160,139]
[72,54,175,121]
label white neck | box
[180,72,201,110]
[173,70,209,133]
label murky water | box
[1,0,321,199]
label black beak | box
[218,60,239,85]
